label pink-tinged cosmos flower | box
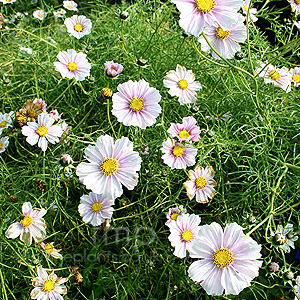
[0,111,13,134]
[40,242,63,260]
[63,0,78,11]
[61,153,73,165]
[183,165,217,203]
[161,138,197,169]
[198,16,247,60]
[167,116,200,142]
[49,110,60,122]
[290,67,300,87]
[163,65,202,105]
[76,135,142,200]
[31,266,68,300]
[0,136,9,153]
[78,192,114,226]
[171,0,243,37]
[5,202,47,246]
[33,10,46,21]
[288,0,300,15]
[242,0,258,22]
[112,79,162,129]
[165,205,187,225]
[168,213,201,258]
[33,98,47,112]
[21,113,63,152]
[104,60,124,77]
[64,15,92,39]
[295,21,300,29]
[188,222,262,296]
[257,63,292,93]
[53,49,91,82]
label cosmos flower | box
[33,98,47,112]
[198,16,247,59]
[0,0,17,4]
[54,49,91,81]
[104,60,124,77]
[295,21,300,29]
[294,276,300,300]
[78,192,114,226]
[290,67,300,87]
[31,266,68,300]
[163,65,202,105]
[33,10,46,21]
[0,136,9,153]
[161,138,197,169]
[112,79,162,129]
[63,0,78,11]
[188,222,262,296]
[165,205,187,225]
[288,0,300,15]
[76,135,142,200]
[168,213,201,258]
[21,112,63,152]
[40,242,63,260]
[49,110,60,122]
[273,223,298,253]
[0,111,13,134]
[64,15,92,39]
[53,9,66,18]
[183,165,217,203]
[171,0,243,37]
[61,153,73,165]
[257,63,292,93]
[167,116,200,142]
[242,0,258,22]
[5,202,47,246]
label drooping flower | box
[21,112,63,152]
[63,0,78,11]
[0,111,13,134]
[183,165,217,203]
[112,79,162,129]
[256,63,292,93]
[64,15,92,39]
[242,0,258,22]
[53,9,66,18]
[290,67,300,87]
[0,136,9,153]
[76,135,142,200]
[30,266,68,300]
[5,202,47,246]
[161,138,197,169]
[167,116,200,142]
[188,222,262,296]
[104,60,124,77]
[54,49,91,82]
[0,0,17,4]
[163,65,202,105]
[40,242,63,260]
[198,16,247,60]
[168,213,201,258]
[272,223,298,253]
[78,192,114,226]
[33,10,46,21]
[171,0,243,37]
[61,153,73,165]
[288,0,300,15]
[33,98,47,112]
[165,205,187,225]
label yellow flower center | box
[178,79,188,90]
[100,158,119,175]
[295,0,300,4]
[92,202,102,212]
[36,125,48,137]
[130,97,144,112]
[178,129,190,139]
[74,24,83,32]
[68,5,73,8]
[195,0,216,13]
[216,27,230,39]
[20,215,33,228]
[270,70,280,80]
[293,74,300,83]
[102,88,113,97]
[68,62,78,71]
[195,176,207,189]
[0,143,2,149]
[43,279,55,293]
[213,248,234,268]
[0,121,7,128]
[44,244,54,253]
[170,213,179,220]
[17,114,27,124]
[172,145,184,157]
[181,230,193,241]
[243,4,248,12]
[27,108,37,118]
[38,14,43,18]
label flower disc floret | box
[216,27,230,39]
[213,248,234,268]
[100,158,119,175]
[195,176,206,189]
[178,79,188,90]
[20,215,33,227]
[92,202,102,212]
[43,280,55,293]
[44,244,54,253]
[130,97,144,112]
[195,0,216,12]
[182,229,193,241]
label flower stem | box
[106,97,117,139]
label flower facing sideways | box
[188,222,262,296]
[5,202,47,246]
[40,242,63,260]
[0,136,9,153]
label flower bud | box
[3,78,10,85]
[247,216,256,224]
[284,271,294,280]
[235,51,245,60]
[136,58,147,66]
[61,154,73,166]
[120,11,129,20]
[268,262,279,272]
[101,88,113,98]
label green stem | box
[107,97,117,139]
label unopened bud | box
[268,262,280,272]
[61,154,73,166]
[247,216,256,224]
[137,58,147,66]
[284,271,294,280]
[101,88,113,98]
[120,11,129,20]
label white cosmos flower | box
[242,0,258,22]
[0,136,9,153]
[64,15,92,39]
[63,0,78,11]
[33,10,46,21]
